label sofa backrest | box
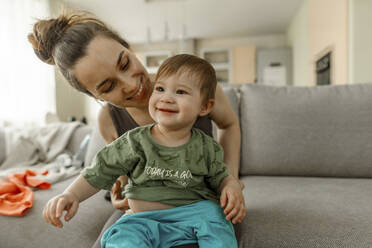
[84,83,372,178]
[235,83,372,178]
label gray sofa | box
[1,82,372,248]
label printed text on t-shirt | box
[144,165,193,187]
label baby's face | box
[149,72,204,130]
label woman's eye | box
[176,89,187,94]
[102,82,115,94]
[120,59,130,71]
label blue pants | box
[101,200,238,248]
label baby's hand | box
[219,176,246,224]
[42,191,79,228]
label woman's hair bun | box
[28,12,106,65]
[28,16,72,65]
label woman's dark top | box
[108,104,213,137]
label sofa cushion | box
[236,176,372,248]
[239,83,372,177]
[221,84,240,116]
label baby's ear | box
[199,99,215,117]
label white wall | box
[309,0,348,85]
[286,0,310,86]
[51,0,95,124]
[286,0,349,86]
[349,0,372,84]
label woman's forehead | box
[85,36,128,62]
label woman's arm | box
[209,87,246,223]
[98,104,119,143]
[209,84,241,179]
[98,104,130,211]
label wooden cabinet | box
[200,46,256,85]
[144,51,172,74]
[200,48,232,84]
[232,46,256,84]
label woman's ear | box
[199,99,215,117]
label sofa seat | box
[0,176,115,248]
[237,176,372,248]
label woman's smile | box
[128,83,145,100]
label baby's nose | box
[160,93,175,103]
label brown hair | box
[28,11,129,96]
[155,54,217,105]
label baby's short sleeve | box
[81,133,139,190]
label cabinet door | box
[200,48,232,84]
[144,51,172,74]
[233,46,256,84]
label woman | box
[28,12,245,248]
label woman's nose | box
[119,79,137,95]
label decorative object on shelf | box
[144,0,188,44]
[146,26,152,44]
[178,23,188,53]
[163,20,169,41]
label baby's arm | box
[206,139,246,224]
[42,175,100,228]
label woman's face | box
[73,35,152,108]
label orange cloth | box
[0,170,51,216]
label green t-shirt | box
[82,124,229,206]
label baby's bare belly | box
[128,198,176,213]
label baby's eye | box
[176,89,187,95]
[155,86,164,92]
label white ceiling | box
[62,0,304,43]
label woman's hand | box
[42,191,79,228]
[219,176,246,224]
[110,180,129,212]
